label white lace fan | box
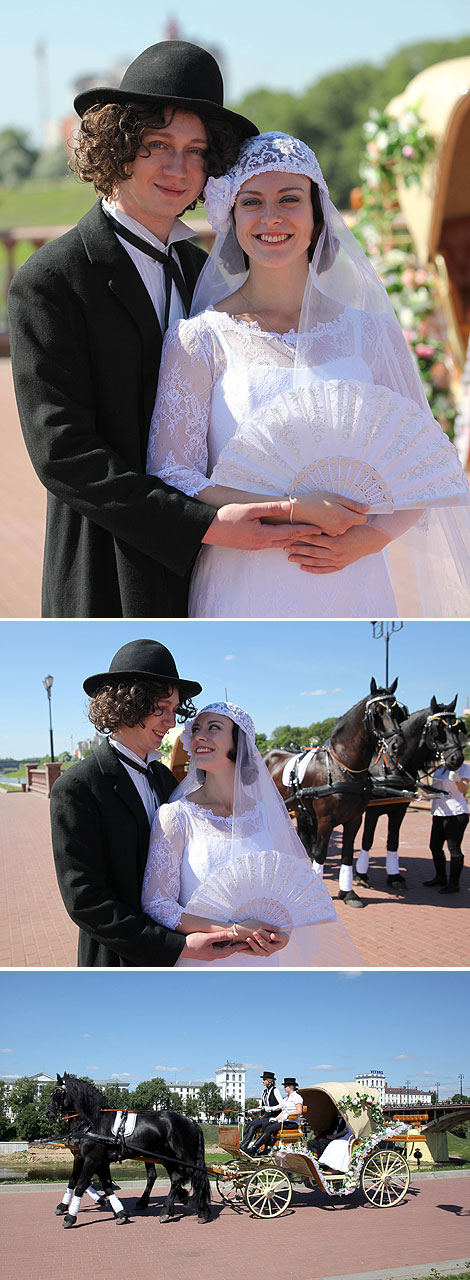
[211,380,469,512]
[184,849,337,933]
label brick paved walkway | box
[0,359,45,618]
[1,1175,467,1280]
[0,791,468,967]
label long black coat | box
[8,202,215,617]
[50,739,185,967]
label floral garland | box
[277,1104,408,1198]
[354,105,456,434]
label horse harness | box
[284,693,407,814]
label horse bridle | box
[420,712,467,766]
[364,695,408,754]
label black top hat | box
[83,639,201,700]
[74,41,257,142]
[261,1071,276,1081]
[283,1078,299,1088]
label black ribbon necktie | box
[103,208,192,333]
[113,748,161,803]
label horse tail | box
[190,1124,211,1219]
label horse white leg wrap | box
[108,1193,124,1215]
[69,1195,81,1217]
[312,860,324,877]
[355,849,370,874]
[61,1188,73,1206]
[86,1185,101,1202]
[386,851,400,875]
[339,865,353,893]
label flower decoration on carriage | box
[204,133,329,233]
[181,702,256,751]
[338,1091,388,1129]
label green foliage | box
[128,1076,173,1111]
[32,144,70,182]
[197,1082,225,1122]
[101,1083,131,1108]
[0,129,37,187]
[223,1095,241,1121]
[233,35,470,208]
[182,1096,199,1118]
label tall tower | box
[215,1061,245,1115]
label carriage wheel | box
[215,1173,245,1207]
[361,1148,410,1207]
[244,1168,292,1218]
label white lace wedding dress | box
[141,796,355,968]
[147,305,427,618]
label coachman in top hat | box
[8,41,296,618]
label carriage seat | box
[273,1107,308,1147]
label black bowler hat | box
[74,41,257,142]
[283,1078,299,1088]
[261,1071,276,1081]
[83,639,202,700]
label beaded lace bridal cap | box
[192,133,470,614]
[173,702,361,965]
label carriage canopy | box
[299,1083,380,1140]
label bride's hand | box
[292,492,368,536]
[287,524,391,573]
[235,919,289,953]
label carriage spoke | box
[361,1147,410,1208]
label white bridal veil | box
[175,702,363,967]
[191,133,470,617]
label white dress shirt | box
[431,763,470,817]
[102,198,195,331]
[278,1090,303,1122]
[109,738,162,826]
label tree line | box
[0,1076,253,1142]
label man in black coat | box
[9,41,305,618]
[50,638,240,966]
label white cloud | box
[312,1064,334,1070]
[339,970,362,980]
[300,689,327,697]
[1,1048,13,1054]
[225,654,236,662]
[111,1072,131,1079]
[395,1053,411,1060]
[82,1033,92,1038]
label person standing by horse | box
[50,639,249,965]
[424,759,470,895]
[8,42,313,618]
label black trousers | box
[430,813,468,882]
[250,1119,297,1154]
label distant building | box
[356,1070,432,1107]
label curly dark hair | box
[88,679,195,734]
[70,102,242,203]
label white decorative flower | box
[204,175,233,232]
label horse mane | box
[331,694,369,737]
[64,1074,110,1125]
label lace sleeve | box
[141,803,186,930]
[146,318,217,497]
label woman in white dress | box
[141,702,362,968]
[147,133,470,618]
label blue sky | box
[2,2,469,143]
[0,970,467,1097]
[0,620,468,759]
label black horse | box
[46,1074,211,1228]
[355,696,467,890]
[264,678,407,907]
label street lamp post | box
[371,621,404,686]
[42,674,55,762]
